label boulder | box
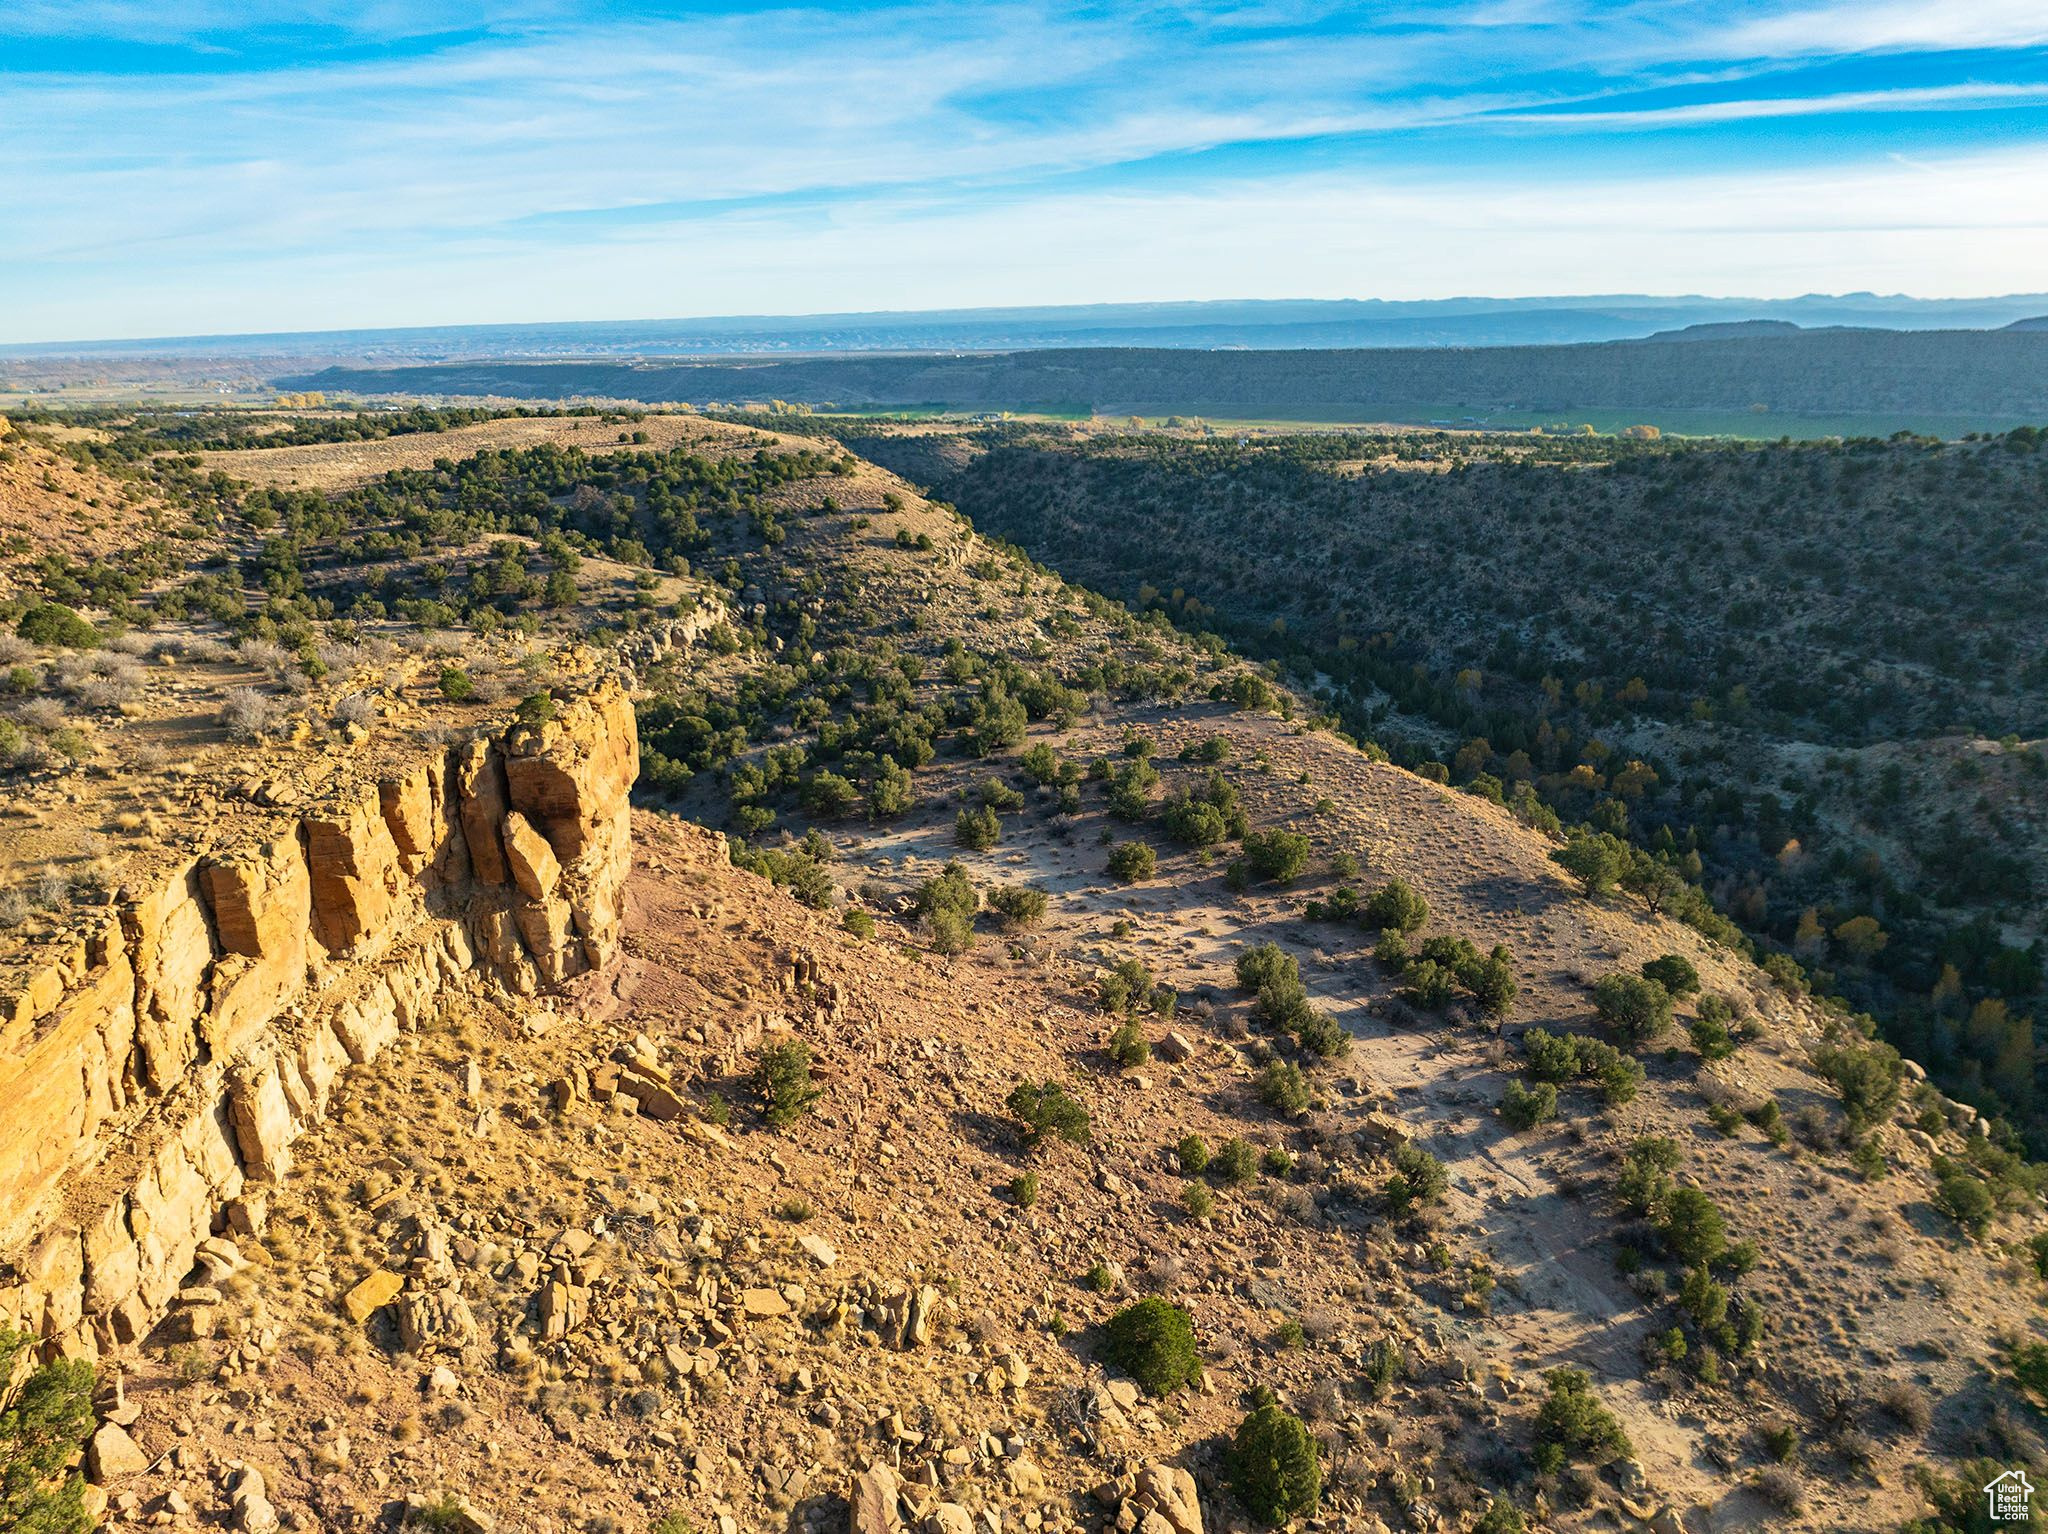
[615,1070,686,1121]
[743,1287,791,1318]
[343,1269,404,1323]
[1128,1464,1202,1534]
[851,1461,905,1534]
[87,1421,149,1481]
[799,1234,838,1268]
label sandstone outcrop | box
[0,682,640,1361]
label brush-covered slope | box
[3,407,2045,1534]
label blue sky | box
[3,1,2047,342]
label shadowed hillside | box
[285,328,2048,427]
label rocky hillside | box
[2,682,642,1354]
[871,421,2048,1160]
[3,409,2046,1534]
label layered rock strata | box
[0,683,638,1360]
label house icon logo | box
[1987,1469,2034,1522]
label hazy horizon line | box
[8,289,2048,355]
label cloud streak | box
[3,0,2046,340]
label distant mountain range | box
[10,293,2048,360]
[283,326,2048,426]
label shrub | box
[15,603,98,650]
[1385,1144,1447,1215]
[516,692,556,725]
[1759,1422,1800,1462]
[1465,946,1518,1017]
[1294,1009,1351,1059]
[0,1327,94,1534]
[1532,1367,1631,1474]
[1523,1027,1582,1083]
[1213,1136,1259,1185]
[1689,994,1737,1060]
[1253,971,1311,1029]
[1934,1170,1995,1236]
[1303,885,1359,923]
[2012,1341,2048,1398]
[1875,1381,1931,1434]
[1552,830,1627,897]
[1657,1187,1727,1267]
[1258,1060,1312,1116]
[1500,1080,1557,1131]
[438,666,475,701]
[1007,1080,1090,1148]
[1162,770,1245,847]
[1617,1135,1681,1215]
[1399,959,1455,1010]
[1811,1041,1904,1134]
[1099,957,1168,1014]
[1106,759,1158,818]
[1754,1468,1805,1517]
[1009,1171,1038,1208]
[916,862,977,920]
[1364,877,1428,933]
[1242,829,1312,883]
[801,771,861,817]
[1107,1020,1150,1069]
[1228,1387,1321,1525]
[220,685,280,742]
[1175,1135,1211,1175]
[978,776,1025,812]
[1085,1261,1118,1293]
[1593,973,1673,1046]
[1362,1339,1405,1397]
[1235,942,1296,992]
[1642,953,1701,995]
[987,884,1048,929]
[405,1496,473,1532]
[866,758,916,817]
[1679,1264,1728,1332]
[1471,1499,1526,1534]
[1019,743,1062,784]
[1100,1298,1201,1397]
[955,804,1000,850]
[841,909,876,940]
[1107,841,1156,882]
[1585,1041,1643,1104]
[1183,1184,1215,1219]
[756,1039,822,1128]
[729,841,835,910]
[927,907,973,955]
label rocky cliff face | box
[0,682,639,1361]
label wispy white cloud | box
[1702,0,2048,59]
[3,0,2046,339]
[1489,82,2048,127]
